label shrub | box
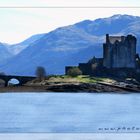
[67,67,82,77]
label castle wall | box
[103,43,112,68]
[78,63,92,75]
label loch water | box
[0,92,140,133]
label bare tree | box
[35,66,46,81]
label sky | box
[0,0,140,44]
[0,0,140,7]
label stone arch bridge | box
[0,75,36,87]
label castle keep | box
[103,34,136,69]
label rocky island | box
[0,34,140,93]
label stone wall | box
[78,63,92,75]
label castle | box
[65,34,140,78]
[103,34,136,69]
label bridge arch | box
[8,78,20,86]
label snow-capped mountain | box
[0,14,140,75]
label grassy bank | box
[29,75,116,85]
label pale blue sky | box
[0,0,140,7]
[0,0,140,44]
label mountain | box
[0,14,140,76]
[121,20,140,52]
[0,26,101,75]
[0,43,13,63]
[6,34,45,55]
[74,14,140,36]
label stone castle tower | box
[103,34,136,69]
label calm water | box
[0,92,140,133]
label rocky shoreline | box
[0,75,139,93]
[0,82,139,93]
[44,82,140,93]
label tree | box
[67,67,82,77]
[35,66,46,81]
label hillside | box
[0,43,13,63]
